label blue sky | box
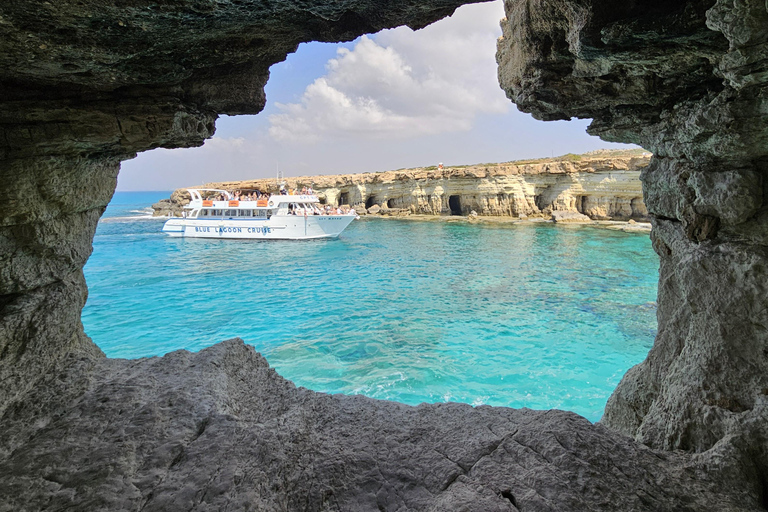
[118,1,636,191]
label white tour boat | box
[161,188,357,240]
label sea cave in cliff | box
[1,0,768,510]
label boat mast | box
[276,162,286,194]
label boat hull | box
[161,214,356,240]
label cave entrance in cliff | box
[365,196,377,209]
[449,195,462,215]
[339,192,349,206]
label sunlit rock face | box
[155,151,650,220]
[498,0,768,474]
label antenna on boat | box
[276,162,286,192]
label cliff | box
[154,149,651,220]
[2,0,768,510]
[497,0,768,477]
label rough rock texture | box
[551,210,591,223]
[2,0,768,509]
[0,340,759,511]
[154,150,651,220]
[497,0,768,484]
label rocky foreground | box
[152,149,651,221]
[0,340,757,512]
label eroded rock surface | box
[0,340,759,512]
[154,150,651,220]
[497,0,768,480]
[2,0,768,509]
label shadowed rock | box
[2,0,768,509]
[498,0,768,471]
[0,340,758,511]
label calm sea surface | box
[83,191,659,421]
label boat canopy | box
[186,188,232,202]
[184,189,320,210]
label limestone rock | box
[496,0,768,485]
[551,210,591,223]
[0,340,760,511]
[156,150,651,221]
[151,199,182,217]
[2,0,768,508]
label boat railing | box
[185,190,323,210]
[186,188,233,203]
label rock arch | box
[1,0,766,509]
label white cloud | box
[268,0,509,142]
[202,136,246,150]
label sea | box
[82,191,659,422]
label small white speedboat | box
[161,188,357,240]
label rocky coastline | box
[152,149,651,222]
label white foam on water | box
[100,214,168,223]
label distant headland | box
[153,148,651,223]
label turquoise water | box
[83,191,658,421]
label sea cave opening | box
[449,195,462,215]
[95,2,653,422]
